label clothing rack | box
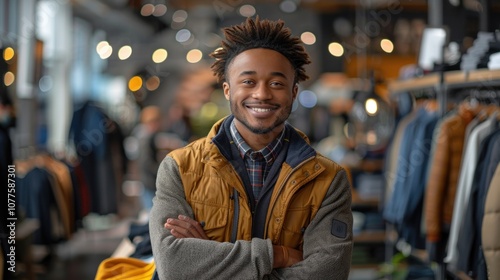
[387,68,500,280]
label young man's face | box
[223,48,298,137]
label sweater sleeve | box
[269,169,353,280]
[149,156,274,280]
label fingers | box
[169,226,190,239]
[178,215,209,239]
[285,247,303,267]
[273,246,303,268]
[164,215,209,240]
[165,217,196,238]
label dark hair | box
[210,17,311,84]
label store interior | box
[1,0,500,279]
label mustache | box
[242,101,280,107]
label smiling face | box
[223,48,298,145]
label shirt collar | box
[230,119,286,164]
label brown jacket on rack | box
[482,163,500,280]
[15,154,74,240]
[424,105,475,242]
[37,154,74,238]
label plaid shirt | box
[230,121,285,203]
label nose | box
[252,83,272,100]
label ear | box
[292,83,299,100]
[223,82,230,101]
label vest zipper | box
[230,188,239,243]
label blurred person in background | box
[137,106,185,213]
[165,68,220,142]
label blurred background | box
[1,0,500,279]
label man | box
[150,17,353,279]
[137,106,164,211]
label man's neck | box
[235,122,284,151]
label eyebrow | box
[238,70,288,79]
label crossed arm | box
[164,214,303,268]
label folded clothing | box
[95,257,155,280]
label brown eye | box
[270,81,285,87]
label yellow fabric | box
[95,257,155,280]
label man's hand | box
[272,245,303,268]
[164,215,209,240]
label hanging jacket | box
[425,107,475,243]
[149,116,353,280]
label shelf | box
[388,69,500,93]
[352,159,385,173]
[354,230,386,244]
[388,74,440,93]
[352,197,380,210]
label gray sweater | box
[149,155,353,280]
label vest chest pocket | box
[190,200,229,242]
[281,206,311,250]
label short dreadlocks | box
[210,17,311,84]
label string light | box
[3,47,15,61]
[328,42,344,57]
[152,49,168,63]
[118,45,132,60]
[128,76,143,92]
[186,49,203,63]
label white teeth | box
[251,107,272,112]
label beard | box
[229,97,292,135]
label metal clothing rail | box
[388,69,500,96]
